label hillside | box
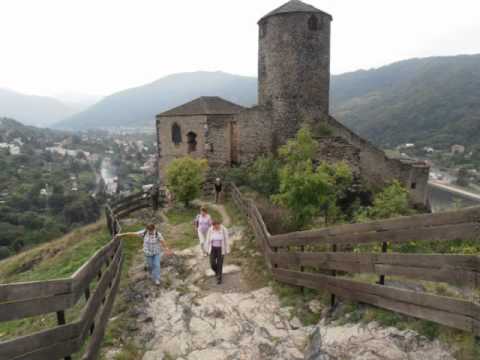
[52,56,480,150]
[0,88,79,127]
[331,54,480,149]
[54,71,257,130]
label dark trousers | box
[210,246,224,280]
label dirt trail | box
[127,204,455,360]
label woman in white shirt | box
[205,219,229,284]
[194,207,212,256]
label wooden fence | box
[230,183,480,335]
[0,186,163,359]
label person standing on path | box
[194,206,212,256]
[206,219,229,284]
[116,223,173,285]
[214,178,223,204]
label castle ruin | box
[156,0,430,207]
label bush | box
[166,157,208,206]
[248,155,281,196]
[273,126,353,228]
[0,246,11,260]
[256,197,297,235]
[355,180,412,221]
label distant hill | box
[331,54,480,149]
[54,71,257,130]
[0,88,78,127]
[52,55,480,149]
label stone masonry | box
[155,0,430,207]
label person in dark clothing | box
[214,178,223,203]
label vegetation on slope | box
[332,54,480,149]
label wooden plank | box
[0,322,80,359]
[270,206,480,245]
[270,222,480,248]
[269,252,480,287]
[0,279,71,304]
[72,238,119,299]
[110,191,148,207]
[272,269,480,328]
[11,337,81,360]
[82,253,123,360]
[0,291,72,322]
[79,243,122,339]
[112,197,150,214]
[116,203,151,218]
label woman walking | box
[116,223,172,286]
[194,207,212,255]
[206,219,229,284]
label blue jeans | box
[145,254,161,282]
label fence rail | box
[229,183,480,336]
[0,185,163,359]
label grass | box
[0,220,112,348]
[165,203,222,225]
[163,203,222,250]
[0,217,150,359]
[0,221,111,283]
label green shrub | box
[166,157,208,206]
[355,180,413,221]
[273,126,353,229]
[248,155,281,196]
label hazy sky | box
[1,0,479,97]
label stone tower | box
[258,0,332,145]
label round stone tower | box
[258,0,332,144]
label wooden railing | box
[230,183,480,336]
[0,186,163,359]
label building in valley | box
[156,0,430,207]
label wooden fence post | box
[330,243,337,307]
[56,310,72,360]
[151,186,159,211]
[300,245,305,295]
[105,207,113,235]
[378,241,388,285]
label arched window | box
[171,123,182,145]
[308,15,319,31]
[187,131,197,153]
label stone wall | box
[316,136,361,174]
[235,106,273,164]
[156,115,207,182]
[322,115,430,206]
[205,115,234,167]
[258,11,331,146]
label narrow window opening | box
[187,131,197,153]
[308,15,319,31]
[411,182,417,189]
[171,123,182,145]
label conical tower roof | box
[259,0,332,23]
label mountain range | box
[54,72,257,130]
[2,54,480,148]
[331,54,480,148]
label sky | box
[0,0,479,98]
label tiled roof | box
[157,96,245,117]
[259,0,332,23]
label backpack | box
[143,230,160,241]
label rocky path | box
[133,203,455,360]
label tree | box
[248,155,280,196]
[166,157,207,206]
[272,126,353,228]
[355,180,412,221]
[456,167,470,187]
